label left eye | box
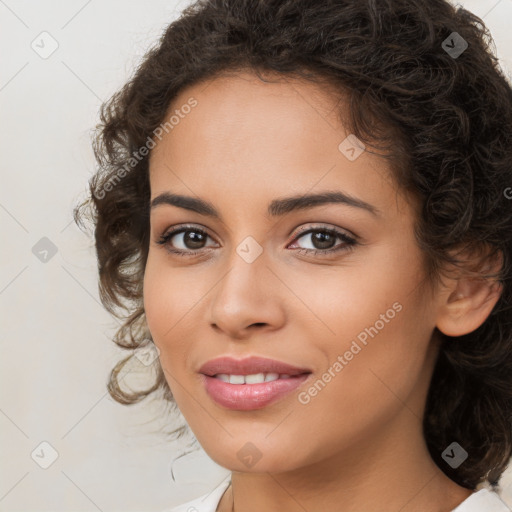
[157,227,216,253]
[156,225,357,257]
[289,227,357,255]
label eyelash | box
[156,224,358,258]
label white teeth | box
[214,373,291,384]
[245,373,266,384]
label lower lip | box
[201,373,311,410]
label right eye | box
[156,225,218,256]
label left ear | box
[435,249,504,337]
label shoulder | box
[452,488,511,512]
[160,476,232,512]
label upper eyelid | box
[292,223,355,238]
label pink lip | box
[198,356,312,410]
[198,356,311,377]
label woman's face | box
[144,71,441,473]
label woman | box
[74,0,512,510]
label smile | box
[213,372,292,384]
[201,373,311,410]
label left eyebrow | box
[150,190,381,220]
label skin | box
[143,70,502,512]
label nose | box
[208,250,286,340]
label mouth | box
[198,355,312,377]
[209,372,306,384]
[198,356,313,410]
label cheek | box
[290,254,433,436]
[143,256,168,339]
[143,266,189,402]
[143,254,186,356]
[284,309,434,467]
[143,252,211,376]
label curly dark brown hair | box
[74,0,512,491]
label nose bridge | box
[208,235,284,335]
[218,212,270,282]
[214,235,268,309]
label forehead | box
[150,72,350,156]
[148,71,408,218]
[153,71,346,157]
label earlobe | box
[436,278,503,337]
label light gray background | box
[1,1,512,510]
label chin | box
[200,438,307,474]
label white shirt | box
[163,475,511,512]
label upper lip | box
[199,356,312,377]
